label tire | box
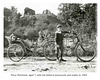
[7,44,25,62]
[75,42,96,62]
[43,41,57,61]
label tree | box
[24,7,35,15]
[10,6,18,26]
[20,15,37,27]
[43,9,51,14]
[4,6,23,35]
[13,27,26,38]
[84,4,97,34]
[24,28,38,41]
[57,3,97,39]
[58,3,83,26]
[4,7,12,32]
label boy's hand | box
[55,43,59,47]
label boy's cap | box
[56,24,62,28]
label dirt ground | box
[3,57,96,72]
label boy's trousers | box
[56,41,64,59]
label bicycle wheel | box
[7,44,25,62]
[43,41,57,61]
[75,42,96,62]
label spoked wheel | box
[64,47,74,57]
[7,44,25,62]
[43,41,57,61]
[75,42,96,62]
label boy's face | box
[57,27,62,31]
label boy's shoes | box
[56,58,66,62]
[60,59,66,62]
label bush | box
[7,26,17,35]
[13,27,26,38]
[24,27,39,41]
[48,23,56,31]
[4,37,9,48]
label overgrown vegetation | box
[4,3,97,56]
[4,4,97,40]
[57,3,97,41]
[4,4,97,57]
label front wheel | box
[43,41,57,61]
[75,42,96,62]
[7,44,25,62]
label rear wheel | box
[75,42,96,62]
[43,41,57,61]
[7,44,25,62]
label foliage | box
[24,7,35,15]
[7,25,17,35]
[48,23,57,32]
[4,8,12,30]
[24,27,39,41]
[57,3,97,39]
[13,27,26,38]
[4,37,9,48]
[4,4,97,40]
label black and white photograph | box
[3,3,97,72]
[1,0,100,80]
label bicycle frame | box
[63,31,80,55]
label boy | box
[55,24,69,62]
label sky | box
[3,1,60,15]
[2,0,98,15]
